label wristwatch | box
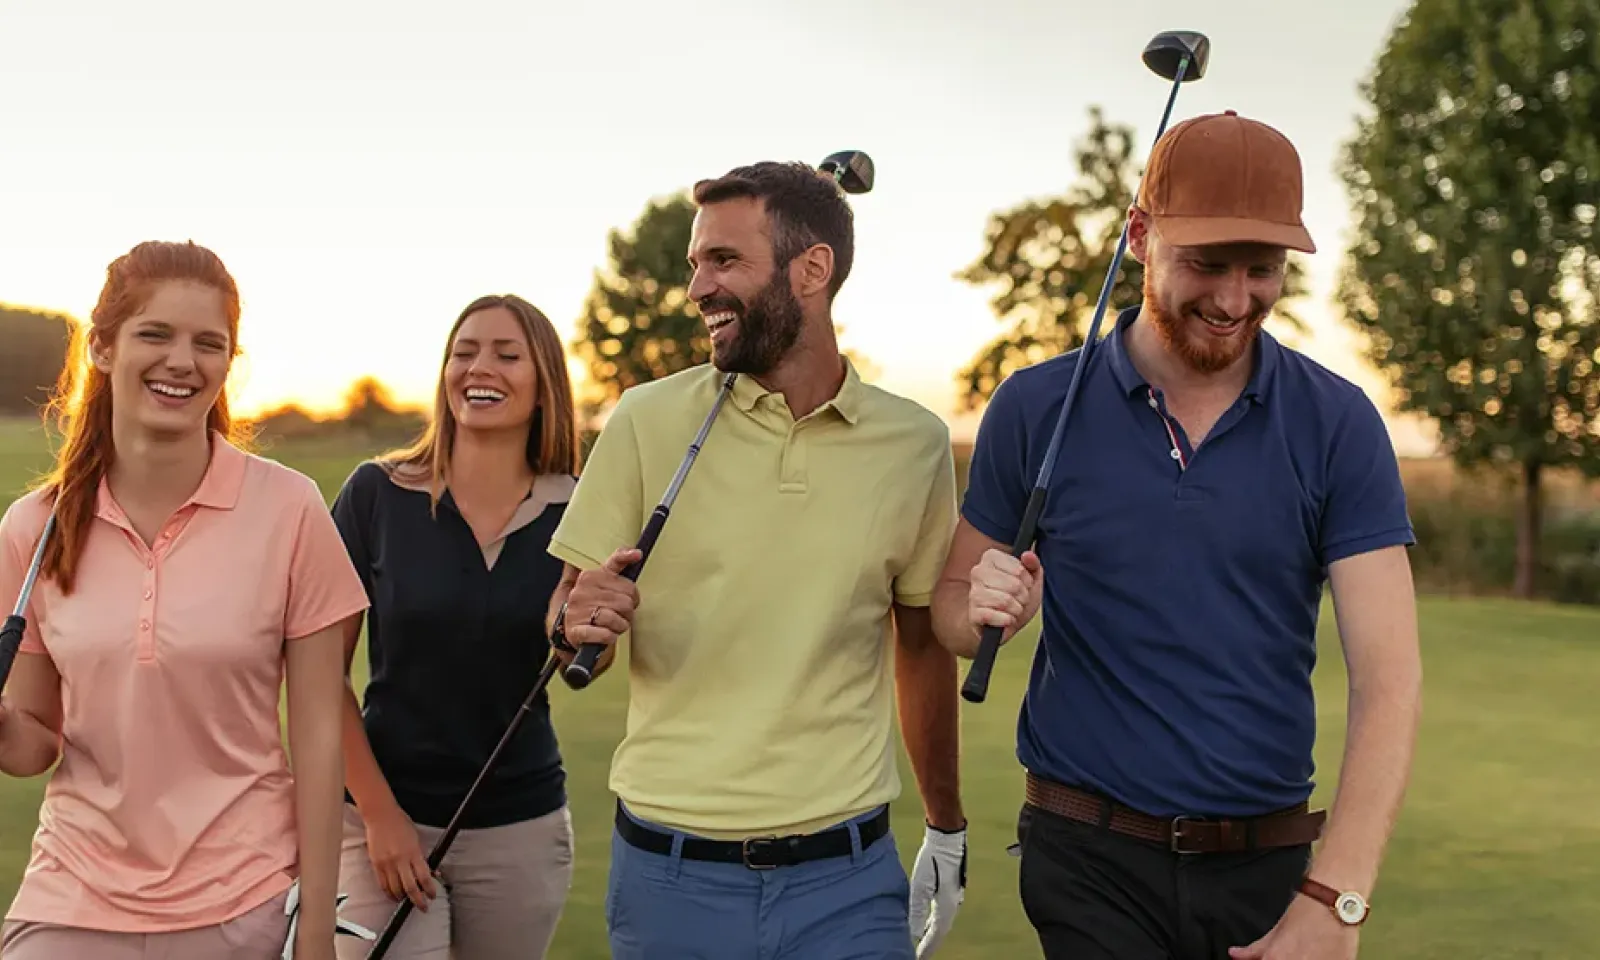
[1298,877,1369,926]
[549,600,577,655]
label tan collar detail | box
[379,462,572,569]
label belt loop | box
[668,833,685,879]
[848,819,863,862]
[1097,798,1112,830]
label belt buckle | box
[741,835,779,870]
[1169,816,1201,854]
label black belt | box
[614,801,891,870]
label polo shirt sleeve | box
[0,494,49,655]
[894,429,959,608]
[960,374,1032,546]
[284,473,371,641]
[1319,390,1417,566]
[548,392,645,572]
[329,462,378,601]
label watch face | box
[1335,893,1367,924]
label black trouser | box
[1016,802,1311,960]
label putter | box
[361,151,877,958]
[562,148,876,688]
[0,512,55,692]
[960,30,1209,704]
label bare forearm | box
[341,685,400,816]
[894,609,964,830]
[929,580,980,659]
[1307,669,1421,895]
[291,724,343,941]
[287,629,349,944]
[0,709,59,778]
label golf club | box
[362,150,877,958]
[960,30,1209,705]
[562,148,876,689]
[0,512,55,692]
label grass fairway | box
[2,418,1598,958]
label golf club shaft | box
[0,513,56,691]
[364,650,564,959]
[563,373,737,687]
[960,55,1193,704]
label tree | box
[571,190,880,418]
[1335,0,1600,599]
[954,105,1312,410]
[0,305,74,416]
[572,193,706,416]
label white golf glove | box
[281,880,377,960]
[907,821,967,958]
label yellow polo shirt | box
[548,359,957,839]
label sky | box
[0,0,1439,454]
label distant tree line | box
[0,305,73,416]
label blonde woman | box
[330,294,580,959]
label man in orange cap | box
[932,111,1421,959]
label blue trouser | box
[606,801,915,960]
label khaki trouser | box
[1,888,290,959]
[334,802,574,960]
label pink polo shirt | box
[0,433,369,933]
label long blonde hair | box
[381,294,579,505]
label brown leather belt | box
[1025,772,1326,854]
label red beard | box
[1142,268,1265,374]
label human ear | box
[1127,206,1154,264]
[88,330,113,373]
[794,244,834,299]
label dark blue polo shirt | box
[330,461,568,829]
[963,306,1414,817]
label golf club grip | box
[960,486,1048,704]
[564,507,669,687]
[0,616,25,691]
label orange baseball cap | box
[1136,110,1316,253]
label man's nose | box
[687,267,715,304]
[1214,272,1252,319]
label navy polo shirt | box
[963,307,1414,817]
[330,461,569,829]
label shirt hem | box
[4,867,293,934]
[616,793,897,840]
[1321,527,1416,566]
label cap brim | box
[1153,215,1316,254]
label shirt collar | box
[1106,305,1280,404]
[383,462,573,545]
[94,430,247,521]
[728,354,864,425]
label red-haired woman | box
[329,294,579,959]
[0,241,367,960]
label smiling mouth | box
[705,309,739,338]
[147,380,198,401]
[1195,310,1245,332]
[464,386,506,407]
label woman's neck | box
[448,427,534,504]
[106,420,213,515]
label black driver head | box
[1142,31,1210,82]
[819,150,874,194]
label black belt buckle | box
[741,835,782,870]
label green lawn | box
[2,418,1598,958]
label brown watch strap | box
[1298,877,1368,925]
[1298,877,1340,909]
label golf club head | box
[1142,30,1210,81]
[820,150,874,194]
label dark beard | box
[702,268,804,376]
[1142,266,1264,375]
